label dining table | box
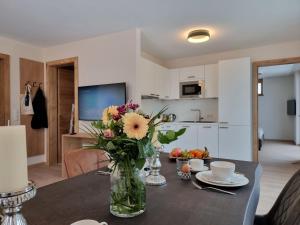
[23,154,262,225]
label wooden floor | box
[28,141,300,214]
[256,140,300,215]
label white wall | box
[0,36,44,124]
[165,40,300,68]
[294,71,300,144]
[0,36,44,164]
[141,99,218,122]
[259,75,295,140]
[43,29,141,102]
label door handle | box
[219,122,228,124]
[219,126,229,129]
[203,126,212,128]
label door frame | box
[252,56,300,161]
[0,53,10,125]
[46,57,79,165]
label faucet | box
[191,109,204,122]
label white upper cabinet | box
[179,65,205,81]
[175,124,198,149]
[204,64,218,98]
[218,57,251,125]
[168,69,180,99]
[138,57,169,98]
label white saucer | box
[190,165,209,173]
[195,170,249,187]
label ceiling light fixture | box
[187,29,210,43]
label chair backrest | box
[268,169,300,225]
[64,149,109,178]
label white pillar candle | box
[0,125,28,193]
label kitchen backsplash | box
[141,99,218,122]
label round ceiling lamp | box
[187,29,210,43]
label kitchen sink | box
[179,120,217,123]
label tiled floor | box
[28,141,300,214]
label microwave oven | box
[179,80,205,98]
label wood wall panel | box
[0,53,10,126]
[20,58,45,157]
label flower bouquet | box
[85,102,185,218]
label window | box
[258,79,263,96]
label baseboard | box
[27,154,46,166]
[264,139,294,142]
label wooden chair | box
[254,169,300,225]
[64,149,109,178]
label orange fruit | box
[181,164,190,173]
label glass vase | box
[110,163,146,218]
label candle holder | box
[145,147,166,186]
[0,181,36,225]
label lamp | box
[187,29,210,43]
[0,125,36,225]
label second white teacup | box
[71,220,108,225]
[210,161,235,181]
[189,159,204,170]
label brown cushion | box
[64,149,109,178]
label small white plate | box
[190,165,209,173]
[195,170,249,187]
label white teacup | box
[189,159,204,170]
[210,161,235,181]
[71,220,108,225]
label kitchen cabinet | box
[179,65,205,81]
[204,64,218,98]
[198,124,219,157]
[218,57,251,125]
[218,125,252,161]
[159,123,179,153]
[168,69,180,99]
[138,57,159,97]
[175,124,198,150]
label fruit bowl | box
[169,148,211,160]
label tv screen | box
[287,99,296,116]
[79,82,126,121]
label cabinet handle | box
[203,126,211,128]
[187,75,195,79]
[219,126,229,129]
[219,122,228,124]
[181,126,190,128]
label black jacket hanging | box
[31,87,48,129]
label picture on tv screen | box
[79,82,126,121]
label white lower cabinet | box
[218,125,252,161]
[175,124,198,150]
[198,124,219,157]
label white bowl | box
[210,161,235,181]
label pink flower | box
[117,104,127,115]
[103,129,114,139]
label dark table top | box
[23,154,261,225]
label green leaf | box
[135,158,146,170]
[158,128,186,144]
[107,141,116,150]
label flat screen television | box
[79,82,126,121]
[287,99,296,116]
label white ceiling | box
[0,0,299,60]
[258,64,300,79]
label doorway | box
[46,57,78,166]
[0,53,10,126]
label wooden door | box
[0,59,4,125]
[0,54,10,126]
[20,58,45,157]
[57,68,74,163]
